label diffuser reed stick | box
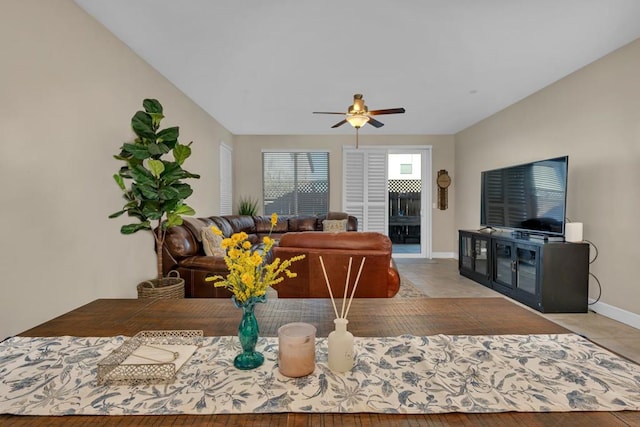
[343,257,366,320]
[319,255,366,320]
[319,256,340,319]
[340,258,353,319]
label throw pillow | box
[201,227,226,257]
[322,219,348,232]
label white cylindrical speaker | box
[565,222,583,242]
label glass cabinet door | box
[460,234,473,270]
[516,246,538,296]
[474,238,489,276]
[493,241,513,288]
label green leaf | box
[136,183,159,200]
[157,126,179,143]
[175,204,196,216]
[147,159,165,178]
[162,199,179,213]
[130,165,156,185]
[147,143,162,156]
[123,200,138,210]
[158,186,180,201]
[141,201,162,219]
[160,163,200,183]
[160,162,183,183]
[113,174,125,190]
[173,143,191,165]
[131,111,156,140]
[164,213,183,228]
[143,99,163,114]
[147,142,170,157]
[108,210,125,218]
[122,142,151,160]
[172,183,194,199]
[182,170,200,179]
[121,222,151,234]
[148,113,164,129]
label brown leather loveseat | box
[161,214,357,297]
[272,232,401,298]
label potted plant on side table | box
[109,98,200,297]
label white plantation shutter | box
[343,147,388,234]
[219,143,233,215]
[365,152,388,233]
[344,149,365,225]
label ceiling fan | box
[313,93,405,147]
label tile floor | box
[395,258,640,364]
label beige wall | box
[455,39,640,317]
[0,0,233,339]
[233,134,456,254]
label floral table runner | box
[1,333,639,415]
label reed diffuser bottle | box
[320,255,365,374]
[328,318,354,372]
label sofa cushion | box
[279,231,391,251]
[255,215,290,234]
[182,217,207,241]
[164,225,200,257]
[180,255,229,270]
[222,215,257,235]
[209,217,234,237]
[288,216,318,232]
[322,219,348,232]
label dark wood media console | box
[459,229,590,313]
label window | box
[219,143,233,215]
[400,164,412,174]
[263,151,329,215]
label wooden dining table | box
[4,297,639,426]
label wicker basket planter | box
[137,271,185,299]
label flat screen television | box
[480,156,568,237]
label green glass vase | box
[233,295,266,370]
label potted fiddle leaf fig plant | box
[110,99,200,296]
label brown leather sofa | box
[272,232,401,298]
[161,214,357,298]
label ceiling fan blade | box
[331,119,348,128]
[367,117,384,128]
[313,111,346,115]
[369,108,406,116]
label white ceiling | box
[75,0,640,135]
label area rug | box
[1,333,639,415]
[395,275,428,298]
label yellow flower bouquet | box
[206,213,305,369]
[205,213,305,304]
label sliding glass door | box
[343,146,431,258]
[388,152,423,257]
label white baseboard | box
[588,299,640,330]
[432,252,455,259]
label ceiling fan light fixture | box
[346,115,370,128]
